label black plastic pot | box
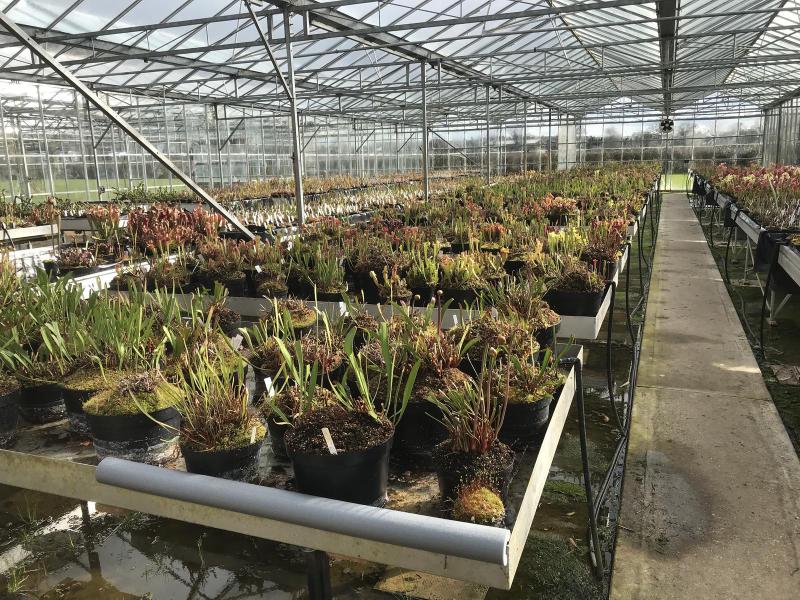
[18,383,66,424]
[289,437,393,506]
[266,417,289,460]
[503,258,527,277]
[350,271,381,304]
[409,285,435,306]
[548,214,570,226]
[86,406,180,464]
[544,288,605,317]
[435,446,515,504]
[447,241,471,254]
[313,289,347,303]
[441,287,481,309]
[0,390,20,448]
[61,388,93,436]
[536,322,560,358]
[393,402,446,458]
[180,438,264,480]
[499,396,553,447]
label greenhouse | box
[0,1,799,599]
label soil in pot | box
[18,383,66,424]
[499,396,554,448]
[285,405,394,505]
[544,288,605,317]
[0,388,20,448]
[433,440,515,504]
[180,422,266,481]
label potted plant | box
[391,309,475,459]
[369,266,412,304]
[45,245,99,279]
[193,239,249,297]
[544,256,607,317]
[485,277,561,350]
[172,349,265,480]
[430,356,514,504]
[261,335,336,460]
[450,311,538,377]
[83,369,180,464]
[284,328,420,505]
[439,253,486,308]
[497,349,564,447]
[308,243,348,302]
[262,298,317,335]
[405,241,440,305]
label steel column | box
[15,118,31,198]
[36,86,55,197]
[522,101,528,173]
[421,61,430,202]
[283,8,306,224]
[485,85,491,184]
[0,97,15,197]
[86,104,104,199]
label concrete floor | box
[611,194,800,599]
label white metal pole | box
[421,61,430,202]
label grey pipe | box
[96,457,509,565]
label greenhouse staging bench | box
[0,346,582,591]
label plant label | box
[321,427,338,455]
[231,334,243,350]
[254,265,262,274]
[264,377,276,397]
[250,425,257,444]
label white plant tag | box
[264,377,276,397]
[250,425,257,444]
[321,428,338,455]
[231,334,243,350]
[254,265,262,274]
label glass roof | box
[0,0,798,124]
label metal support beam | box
[0,10,253,238]
[421,61,429,202]
[522,101,528,173]
[485,85,491,184]
[219,118,246,151]
[657,0,678,115]
[85,104,104,200]
[248,3,305,224]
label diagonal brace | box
[0,10,254,239]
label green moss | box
[541,480,587,504]
[61,368,120,393]
[187,419,266,452]
[486,532,603,600]
[84,379,179,417]
[452,486,505,525]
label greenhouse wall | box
[763,97,800,165]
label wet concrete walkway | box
[611,194,800,599]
